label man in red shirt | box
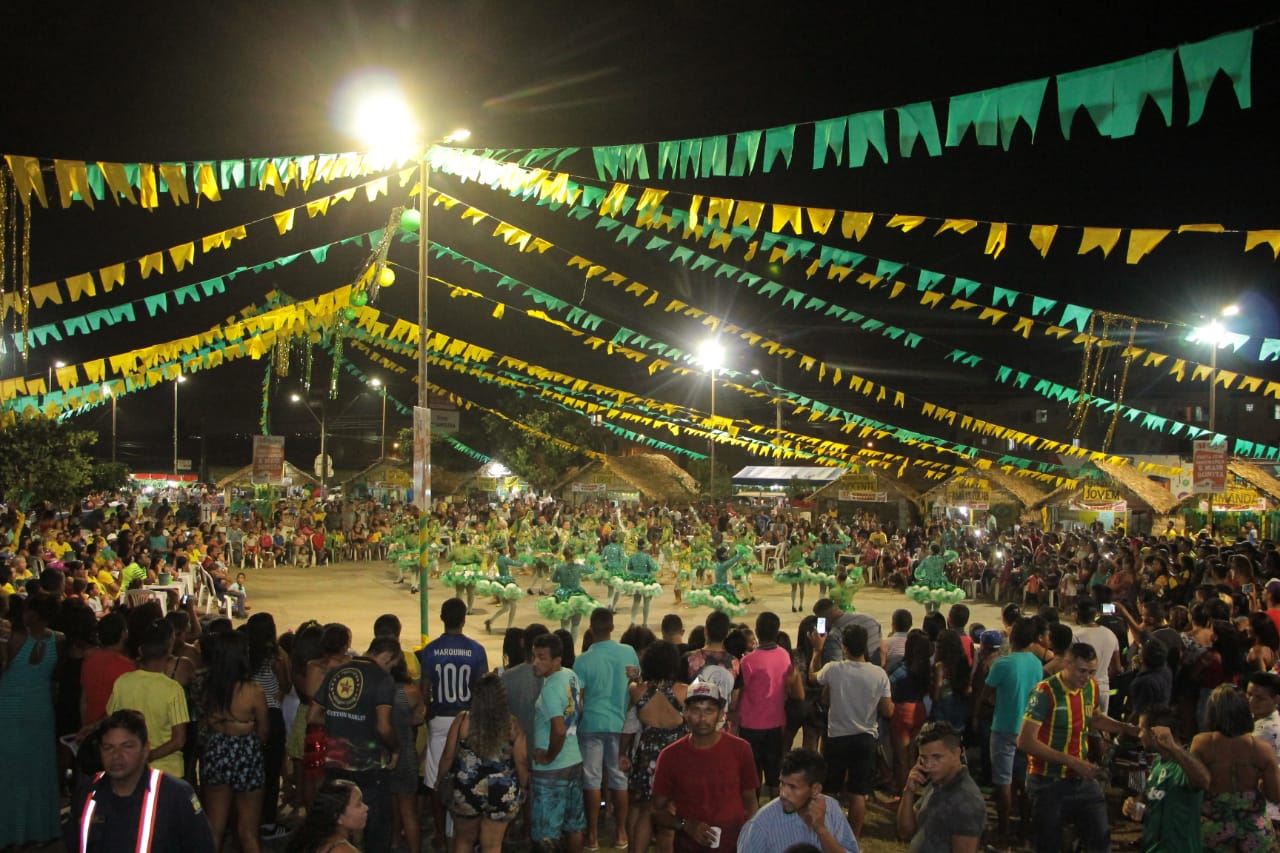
[651,679,759,851]
[79,613,135,729]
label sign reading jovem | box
[1192,440,1227,494]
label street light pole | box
[709,368,717,498]
[172,377,182,475]
[380,385,388,461]
[319,401,328,497]
[109,388,117,463]
[416,149,432,643]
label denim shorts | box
[578,731,627,790]
[990,729,1026,786]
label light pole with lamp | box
[370,377,388,461]
[697,339,726,499]
[172,375,186,475]
[353,86,468,642]
[104,384,117,463]
[47,359,65,391]
[290,393,329,496]
[1192,303,1239,535]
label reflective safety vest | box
[79,768,164,853]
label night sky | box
[2,2,1276,474]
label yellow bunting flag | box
[841,211,873,241]
[100,162,137,205]
[54,160,94,210]
[139,252,164,279]
[195,163,221,203]
[5,155,49,207]
[66,273,96,301]
[1125,229,1170,264]
[1244,230,1280,259]
[935,218,978,236]
[772,204,803,235]
[169,242,195,272]
[1028,224,1058,257]
[273,208,295,235]
[731,201,764,232]
[984,223,1007,258]
[31,283,62,308]
[158,164,190,205]
[138,164,159,209]
[886,214,925,233]
[807,207,835,234]
[1077,227,1122,258]
[99,263,125,292]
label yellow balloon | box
[378,267,396,287]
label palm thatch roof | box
[1228,460,1280,500]
[556,454,699,502]
[922,468,1047,509]
[433,468,479,497]
[1092,460,1183,514]
[982,468,1052,508]
[808,468,922,505]
[215,460,317,489]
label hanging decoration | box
[9,175,393,317]
[430,147,1280,368]
[1,150,413,210]
[259,360,272,435]
[468,28,1253,180]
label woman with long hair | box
[245,612,291,836]
[788,614,825,752]
[302,623,352,809]
[931,629,971,733]
[1245,612,1279,673]
[889,629,934,793]
[389,645,426,853]
[202,630,269,853]
[286,778,368,853]
[1190,685,1280,851]
[437,672,528,853]
[624,640,689,853]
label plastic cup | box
[707,826,722,848]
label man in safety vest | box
[77,710,215,853]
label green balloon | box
[352,290,369,307]
[342,307,357,321]
[400,208,421,234]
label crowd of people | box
[1,486,1280,851]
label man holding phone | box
[896,722,985,852]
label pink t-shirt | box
[737,645,792,730]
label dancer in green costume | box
[536,545,600,642]
[440,533,483,613]
[479,539,526,633]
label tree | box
[687,458,732,499]
[0,415,97,509]
[477,397,603,491]
[89,461,132,493]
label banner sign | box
[1193,440,1227,493]
[251,435,285,485]
[1200,486,1266,513]
[1074,483,1127,512]
[572,482,607,493]
[838,489,889,503]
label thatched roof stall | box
[341,460,412,503]
[1228,460,1280,502]
[216,461,317,491]
[1033,460,1182,534]
[808,467,922,526]
[555,454,699,505]
[923,467,1049,528]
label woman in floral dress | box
[438,673,529,853]
[624,641,688,853]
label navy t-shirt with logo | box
[316,657,395,771]
[418,632,489,717]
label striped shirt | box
[1024,672,1097,779]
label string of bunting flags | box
[414,185,1210,473]
[435,29,1254,179]
[414,222,1274,455]
[428,147,1280,366]
[2,172,406,321]
[2,150,413,210]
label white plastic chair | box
[198,568,234,618]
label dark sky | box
[2,2,1277,473]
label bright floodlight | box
[444,128,471,143]
[1221,304,1240,317]
[697,339,725,371]
[370,377,382,387]
[353,89,420,159]
[1194,320,1230,347]
[290,393,302,403]
[750,368,760,376]
[176,375,187,383]
[54,360,66,368]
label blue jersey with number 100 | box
[417,633,489,717]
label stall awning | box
[732,466,844,485]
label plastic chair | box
[198,568,234,618]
